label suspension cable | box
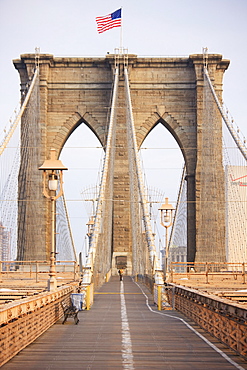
[203,67,247,162]
[0,67,39,156]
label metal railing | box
[0,284,75,367]
[166,283,247,359]
[0,260,79,283]
[169,261,247,284]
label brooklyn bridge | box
[0,50,246,369]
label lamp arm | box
[167,220,173,229]
[160,220,173,229]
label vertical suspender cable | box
[61,193,78,263]
[169,165,186,248]
[124,67,162,279]
[83,67,119,284]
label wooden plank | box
[1,277,247,370]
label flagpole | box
[120,7,123,53]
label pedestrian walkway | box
[2,277,247,369]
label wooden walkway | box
[2,277,247,370]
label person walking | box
[118,269,124,281]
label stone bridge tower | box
[14,53,229,264]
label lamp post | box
[39,148,68,291]
[86,216,94,255]
[86,217,94,238]
[158,197,175,281]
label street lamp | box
[158,197,175,281]
[86,217,94,238]
[39,148,68,291]
[86,216,94,256]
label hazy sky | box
[0,0,246,257]
[1,0,246,131]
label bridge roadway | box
[2,277,247,370]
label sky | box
[0,0,247,258]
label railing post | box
[0,261,2,283]
[74,261,76,281]
[172,286,175,309]
[171,263,174,283]
[86,285,91,310]
[242,262,245,284]
[205,262,209,284]
[36,261,39,283]
[157,285,162,311]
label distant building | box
[225,166,247,263]
[168,177,187,271]
[169,245,187,272]
[0,222,10,261]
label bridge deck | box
[2,277,246,370]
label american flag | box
[96,9,122,34]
